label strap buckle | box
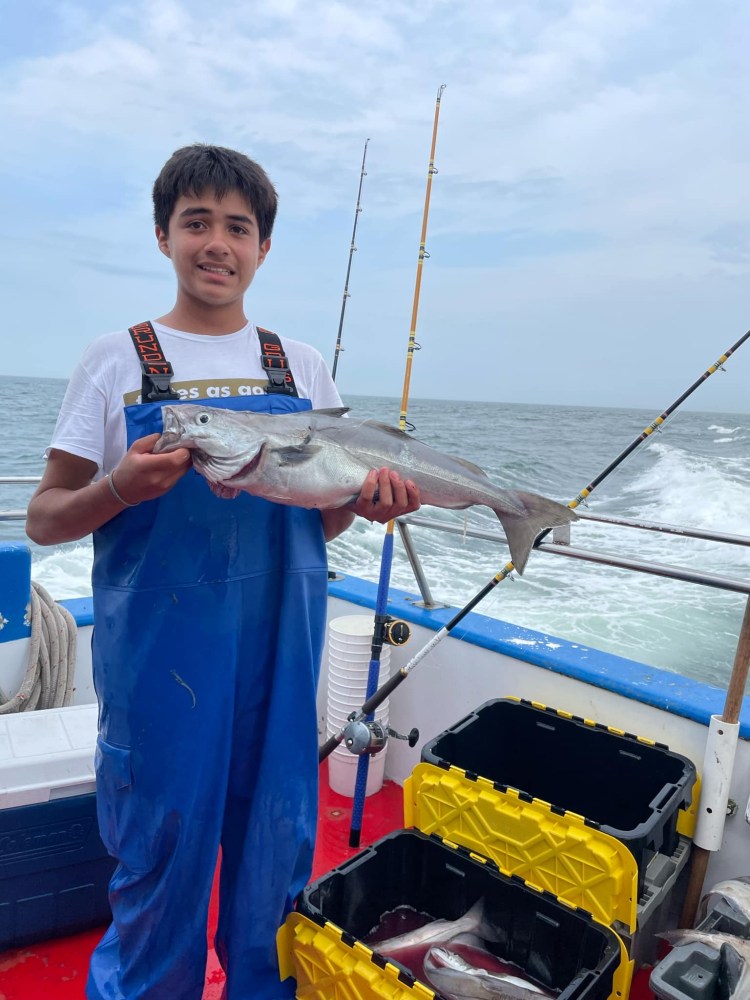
[261,357,295,395]
[141,362,180,401]
[258,328,298,396]
[128,322,180,402]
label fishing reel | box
[343,718,419,756]
[380,616,411,646]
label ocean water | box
[1,375,748,688]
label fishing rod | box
[319,326,750,765]
[331,139,370,382]
[346,86,447,847]
[399,83,446,431]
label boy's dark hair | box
[153,144,278,242]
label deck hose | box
[0,581,77,713]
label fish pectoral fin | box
[275,444,323,466]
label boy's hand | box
[350,467,421,524]
[111,433,192,505]
[26,434,193,546]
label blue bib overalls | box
[86,389,327,999]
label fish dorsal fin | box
[310,407,350,417]
[447,454,488,477]
[360,418,411,438]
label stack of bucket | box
[326,615,390,797]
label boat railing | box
[2,475,749,603]
[0,476,39,522]
[395,512,750,608]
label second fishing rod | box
[346,84,448,847]
[319,326,750,763]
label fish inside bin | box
[364,896,555,997]
[295,829,625,1000]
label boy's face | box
[156,189,270,315]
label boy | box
[26,144,420,1000]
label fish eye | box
[197,413,211,424]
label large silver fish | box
[424,946,553,1000]
[367,899,499,957]
[154,404,577,574]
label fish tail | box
[493,492,577,575]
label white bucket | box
[328,650,386,672]
[328,615,379,638]
[327,665,390,696]
[327,745,386,798]
[329,633,377,650]
[328,648,376,664]
[327,690,389,714]
[325,614,390,797]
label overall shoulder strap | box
[128,322,180,402]
[257,327,299,397]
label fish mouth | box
[154,429,183,453]
[154,408,186,453]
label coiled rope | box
[0,581,77,713]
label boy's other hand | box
[113,433,192,504]
[350,467,421,524]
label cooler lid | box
[0,704,97,808]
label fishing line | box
[319,327,750,765]
[346,85,447,848]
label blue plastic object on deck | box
[0,544,31,644]
[0,793,115,949]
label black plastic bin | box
[421,698,696,891]
[297,828,627,1000]
[0,793,115,949]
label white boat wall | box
[1,516,749,997]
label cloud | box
[1,0,748,410]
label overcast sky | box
[2,0,749,412]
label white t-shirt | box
[50,321,343,476]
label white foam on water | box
[31,543,94,599]
[708,425,742,435]
[622,442,750,542]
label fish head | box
[154,404,269,484]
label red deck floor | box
[0,775,404,1000]
[0,773,655,999]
